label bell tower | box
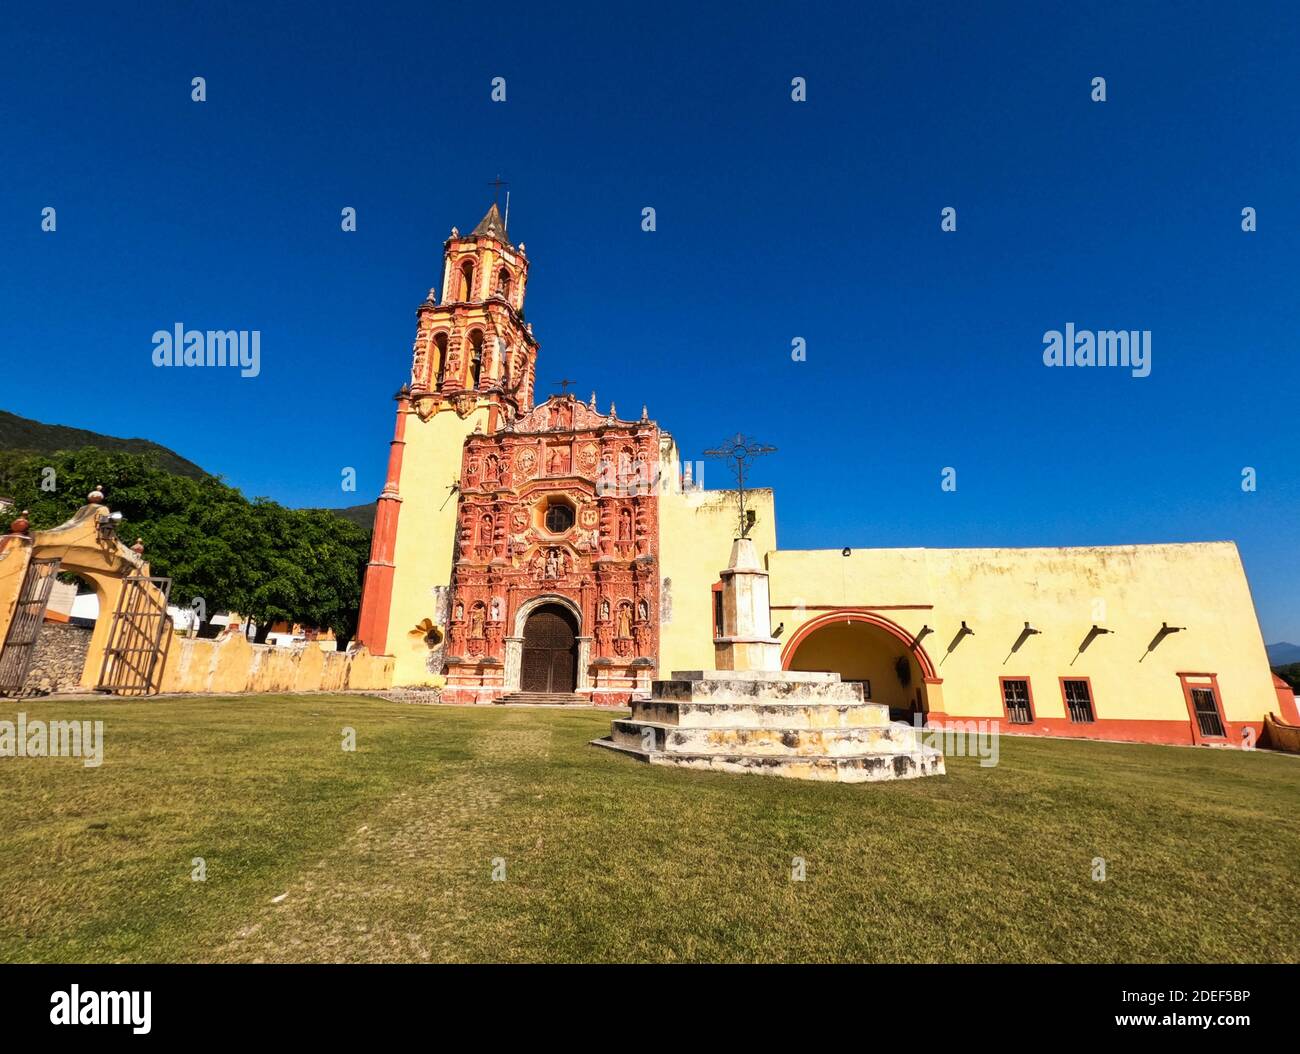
[356,203,540,677]
[408,202,538,421]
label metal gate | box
[96,575,173,696]
[0,557,62,695]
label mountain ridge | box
[0,408,373,529]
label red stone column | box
[355,391,410,655]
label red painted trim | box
[998,675,1036,726]
[1057,675,1097,724]
[781,608,939,681]
[770,604,934,611]
[356,395,410,654]
[964,716,1262,748]
[1177,672,1228,745]
[1272,674,1300,724]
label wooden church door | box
[520,605,578,692]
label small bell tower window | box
[469,331,484,388]
[433,332,448,389]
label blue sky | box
[2,2,1298,641]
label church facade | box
[355,204,1294,745]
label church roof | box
[471,202,510,244]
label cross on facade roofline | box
[703,433,777,538]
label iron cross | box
[488,175,509,206]
[703,433,777,538]
[555,378,577,394]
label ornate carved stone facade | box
[442,393,661,704]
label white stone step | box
[592,736,945,783]
[631,697,893,730]
[653,670,866,705]
[612,719,926,757]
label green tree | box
[0,449,370,645]
[1274,663,1300,694]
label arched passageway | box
[782,612,938,720]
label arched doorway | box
[520,603,578,692]
[782,611,938,721]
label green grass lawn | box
[1,694,1297,963]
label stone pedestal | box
[713,537,782,671]
[592,670,944,782]
[592,536,945,783]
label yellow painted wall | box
[386,404,489,684]
[767,542,1277,726]
[157,634,392,694]
[657,436,776,675]
[0,537,33,648]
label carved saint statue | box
[490,597,503,621]
[469,605,485,639]
[599,597,610,621]
[618,508,632,542]
[637,598,649,621]
[550,403,572,430]
[545,549,559,578]
[616,603,633,639]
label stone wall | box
[23,620,94,694]
[157,633,392,694]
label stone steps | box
[611,718,926,757]
[592,669,945,784]
[631,698,893,730]
[494,691,588,705]
[652,669,865,704]
[592,736,944,783]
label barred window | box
[1190,687,1226,738]
[1001,679,1033,724]
[1062,679,1095,723]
